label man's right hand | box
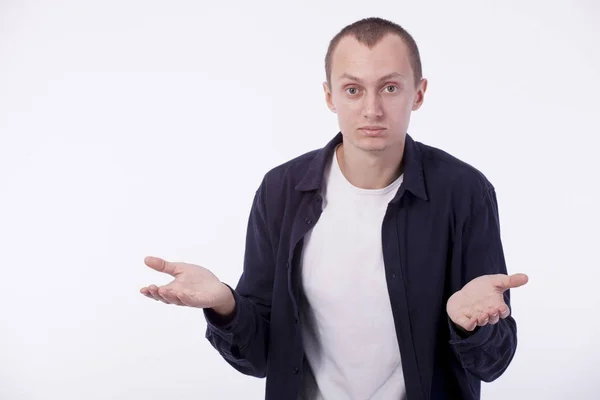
[140,256,236,317]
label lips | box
[359,127,386,135]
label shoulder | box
[416,140,496,213]
[263,148,321,189]
[252,146,323,212]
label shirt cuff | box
[203,284,241,334]
[448,316,493,349]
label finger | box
[144,256,179,277]
[159,288,184,306]
[486,301,504,315]
[468,317,478,331]
[497,273,529,291]
[488,312,500,324]
[484,301,502,323]
[499,305,511,319]
[140,287,158,301]
[489,301,510,319]
[508,273,529,289]
[477,312,489,327]
[457,315,478,332]
[156,288,173,304]
[142,286,160,301]
[148,285,168,304]
[155,287,179,305]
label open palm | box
[140,256,230,309]
[447,273,528,332]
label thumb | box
[498,273,529,291]
[144,256,179,277]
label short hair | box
[325,17,422,88]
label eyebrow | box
[338,72,406,83]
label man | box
[140,17,528,400]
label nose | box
[362,92,383,119]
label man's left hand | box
[447,273,529,332]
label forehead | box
[330,33,413,82]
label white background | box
[1,1,599,399]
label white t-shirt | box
[299,145,406,400]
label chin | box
[355,137,389,152]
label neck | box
[336,140,405,190]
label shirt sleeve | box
[203,176,275,378]
[448,182,519,383]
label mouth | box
[359,127,386,136]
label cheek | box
[337,98,362,113]
[384,96,414,116]
[335,103,359,121]
[336,110,353,130]
[388,94,413,108]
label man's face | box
[324,33,427,153]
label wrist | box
[211,283,236,317]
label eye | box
[345,87,359,95]
[384,85,398,93]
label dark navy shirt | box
[204,132,519,400]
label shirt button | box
[391,273,396,279]
[292,367,299,375]
[294,317,299,324]
[304,217,312,224]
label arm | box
[203,177,275,378]
[448,183,519,382]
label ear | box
[411,78,428,111]
[323,81,336,113]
